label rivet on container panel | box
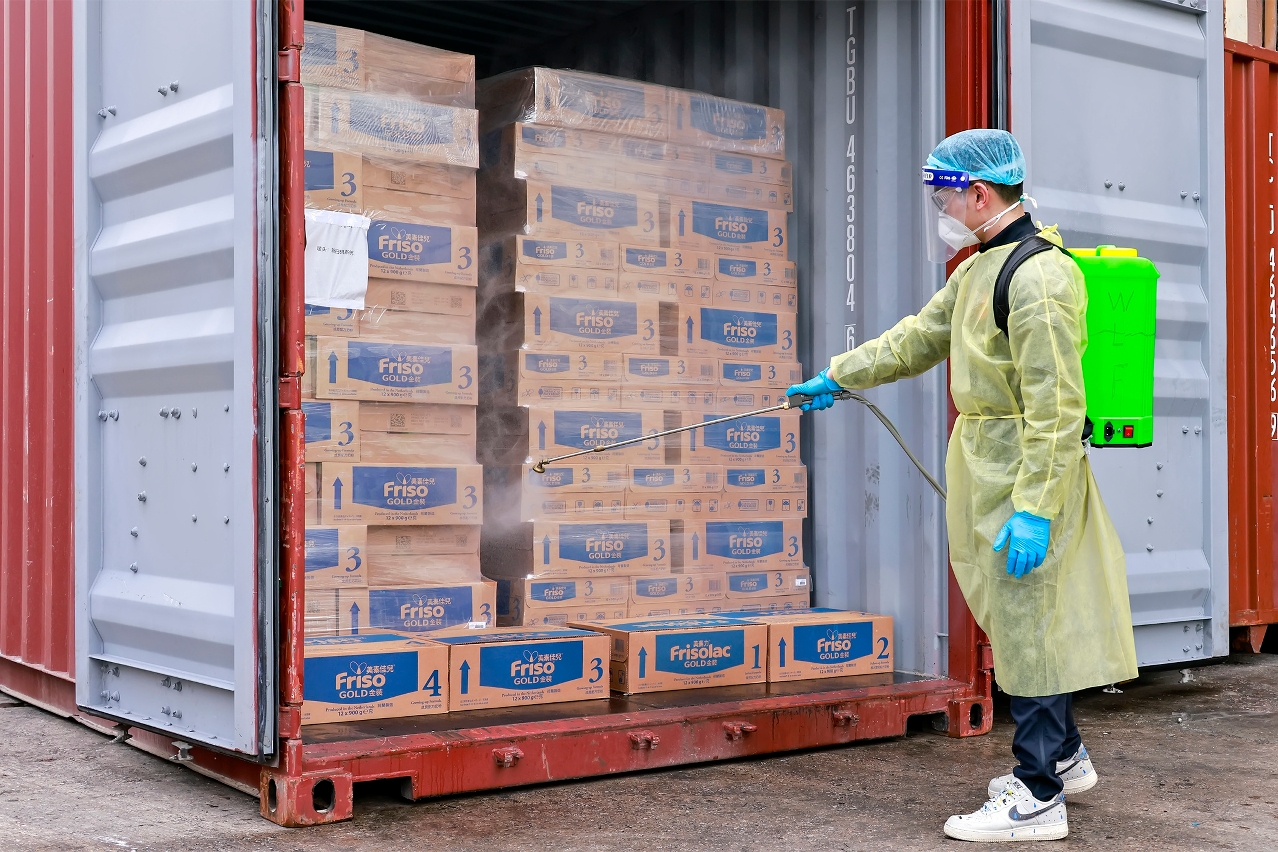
[172,408,181,420]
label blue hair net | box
[926,129,1026,185]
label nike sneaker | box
[944,777,1068,842]
[987,745,1097,799]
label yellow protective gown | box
[828,227,1138,697]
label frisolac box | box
[574,615,767,694]
[431,625,611,710]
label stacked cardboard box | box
[475,69,810,618]
[300,23,493,662]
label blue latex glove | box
[786,370,842,411]
[992,511,1051,578]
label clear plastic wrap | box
[477,292,665,355]
[305,86,478,167]
[479,236,619,299]
[479,68,668,139]
[480,518,672,578]
[302,22,476,107]
[481,123,792,211]
[476,406,666,466]
[365,552,482,585]
[669,90,786,157]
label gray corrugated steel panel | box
[1011,0,1229,665]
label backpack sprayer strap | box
[992,233,1093,443]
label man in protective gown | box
[788,129,1137,842]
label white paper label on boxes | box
[305,209,371,309]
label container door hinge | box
[277,49,300,84]
[278,376,301,410]
[978,642,994,673]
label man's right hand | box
[787,370,843,411]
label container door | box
[1010,0,1229,665]
[72,0,276,755]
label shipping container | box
[1224,37,1278,652]
[0,0,1229,828]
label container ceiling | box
[304,0,661,77]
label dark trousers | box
[1008,693,1083,801]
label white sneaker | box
[944,778,1069,842]
[987,745,1098,799]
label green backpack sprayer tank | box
[994,240,1159,449]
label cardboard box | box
[302,633,449,723]
[575,616,767,693]
[504,378,622,410]
[305,525,368,588]
[304,88,479,167]
[716,493,808,520]
[668,90,785,157]
[364,186,475,227]
[627,572,725,605]
[623,355,718,386]
[359,401,476,436]
[714,256,798,287]
[478,406,666,465]
[674,410,800,465]
[482,180,661,246]
[496,266,621,299]
[301,23,365,90]
[724,465,808,494]
[363,156,476,200]
[701,177,793,212]
[678,519,805,573]
[304,462,321,526]
[360,433,474,465]
[666,198,788,259]
[303,400,360,462]
[499,603,629,627]
[496,350,624,383]
[305,304,360,338]
[725,568,810,599]
[480,351,625,408]
[478,68,668,139]
[711,281,798,312]
[431,625,611,710]
[519,463,630,494]
[336,581,496,635]
[357,309,475,346]
[617,386,724,412]
[669,305,798,361]
[366,524,481,556]
[692,151,792,187]
[719,594,810,614]
[619,245,714,279]
[623,492,723,522]
[482,519,672,578]
[366,552,482,586]
[626,465,723,493]
[313,338,478,404]
[314,463,482,525]
[304,149,364,212]
[617,272,713,305]
[702,389,792,413]
[733,608,894,682]
[305,588,338,637]
[626,597,728,618]
[360,30,475,104]
[717,360,803,389]
[480,293,661,354]
[364,279,475,317]
[366,219,478,286]
[488,482,623,523]
[497,577,630,626]
[483,235,619,276]
[500,576,631,609]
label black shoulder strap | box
[992,234,1092,443]
[992,235,1072,336]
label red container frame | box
[1225,39,1278,653]
[0,0,996,826]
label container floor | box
[302,670,920,743]
[4,655,1276,850]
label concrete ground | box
[2,655,1276,852]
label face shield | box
[922,168,972,263]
